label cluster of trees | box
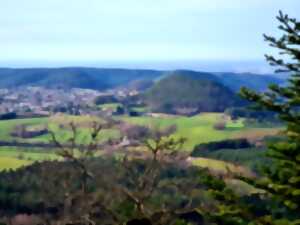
[0,112,17,120]
[237,11,300,223]
[225,107,277,122]
[194,148,272,174]
[191,138,252,157]
[94,95,118,105]
[52,103,81,115]
[144,74,241,115]
[94,95,145,117]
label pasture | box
[98,103,122,111]
[118,113,279,150]
[0,157,32,171]
[0,115,120,145]
[0,117,48,141]
[0,147,61,171]
[190,156,254,177]
[0,113,280,171]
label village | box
[0,86,141,119]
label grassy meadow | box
[0,113,280,171]
[190,157,254,176]
[118,113,279,150]
[0,157,32,171]
[0,117,48,141]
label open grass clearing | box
[98,103,122,111]
[0,147,59,161]
[0,117,48,141]
[118,113,277,150]
[190,157,254,177]
[0,157,32,171]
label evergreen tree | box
[240,11,300,223]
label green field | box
[0,147,61,171]
[0,113,280,171]
[0,115,120,144]
[0,147,58,160]
[0,113,278,149]
[0,117,48,141]
[0,157,32,171]
[190,157,254,176]
[118,113,278,150]
[98,103,122,111]
[130,106,149,113]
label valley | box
[0,69,283,175]
[0,2,299,224]
[0,64,291,225]
[0,112,280,171]
[0,69,290,224]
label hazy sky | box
[0,0,299,71]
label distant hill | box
[121,79,155,91]
[215,72,284,92]
[0,67,284,91]
[161,70,221,82]
[164,70,284,92]
[144,72,243,115]
[0,68,163,90]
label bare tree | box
[48,121,106,225]
[47,123,205,225]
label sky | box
[0,0,299,72]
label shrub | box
[129,111,139,117]
[213,121,226,130]
[94,95,118,105]
[0,112,17,120]
[120,124,151,141]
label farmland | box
[0,115,120,144]
[0,157,32,171]
[118,113,279,150]
[0,113,280,171]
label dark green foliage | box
[94,95,118,105]
[127,218,152,225]
[195,148,272,174]
[0,158,242,224]
[240,11,300,222]
[0,112,17,120]
[191,139,252,156]
[167,70,284,92]
[115,106,125,115]
[144,73,242,115]
[129,111,140,117]
[52,102,80,115]
[225,107,277,123]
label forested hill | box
[164,70,284,92]
[215,72,285,92]
[144,73,243,114]
[0,68,163,90]
[0,67,284,91]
